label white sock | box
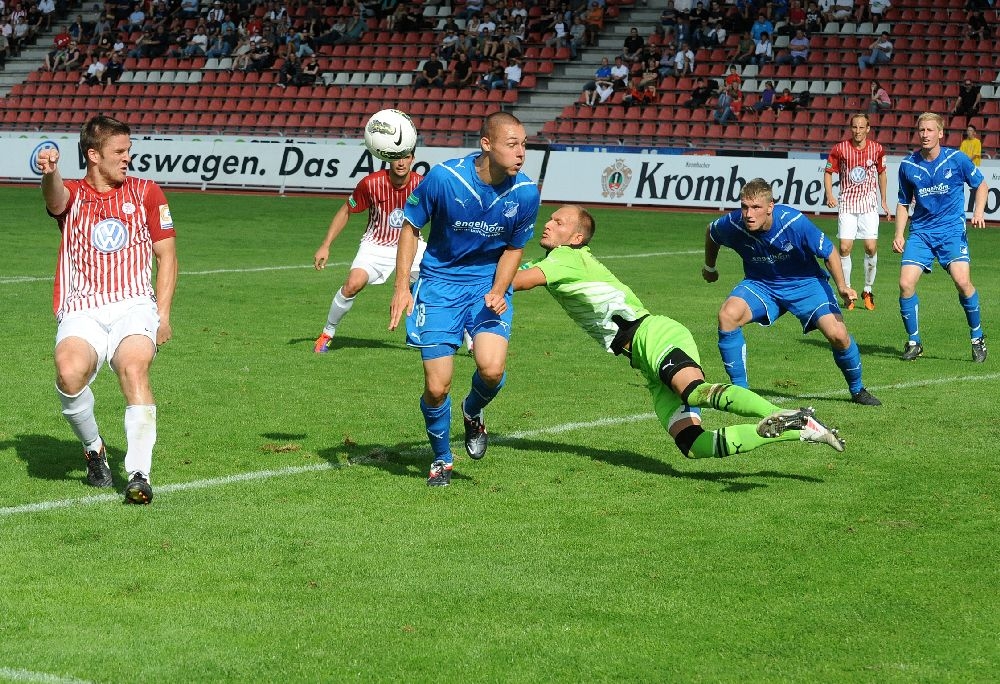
[840,255,852,290]
[864,253,877,291]
[324,288,355,335]
[57,384,101,450]
[124,404,156,479]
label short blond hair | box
[740,177,774,203]
[916,112,945,131]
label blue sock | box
[959,289,984,340]
[420,395,452,462]
[899,294,920,342]
[717,328,748,388]
[832,336,864,395]
[463,370,505,418]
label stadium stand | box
[0,0,996,156]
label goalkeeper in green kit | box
[513,205,847,458]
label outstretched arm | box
[513,265,547,292]
[388,221,420,330]
[313,202,352,269]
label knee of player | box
[673,423,706,458]
[422,384,451,405]
[55,369,90,397]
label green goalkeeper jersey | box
[524,246,650,353]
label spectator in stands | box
[61,40,83,72]
[67,14,88,44]
[206,0,224,29]
[966,9,992,41]
[457,0,484,20]
[674,10,693,46]
[729,30,754,66]
[703,17,727,46]
[415,48,446,88]
[479,57,505,90]
[583,1,604,47]
[42,29,71,71]
[857,30,892,70]
[334,8,366,45]
[751,80,776,113]
[439,28,460,61]
[782,0,807,34]
[775,28,809,65]
[713,85,739,124]
[276,49,301,87]
[750,12,773,41]
[581,56,614,106]
[773,86,796,111]
[285,26,313,59]
[770,0,791,21]
[951,78,983,120]
[244,38,274,73]
[395,3,427,34]
[636,55,660,90]
[503,56,522,89]
[867,79,891,113]
[37,0,55,31]
[661,0,678,30]
[230,35,254,70]
[674,40,695,76]
[823,0,854,23]
[184,24,209,57]
[447,49,475,88]
[684,77,715,108]
[867,0,891,20]
[126,28,157,58]
[180,0,200,20]
[621,26,644,64]
[79,51,107,85]
[545,14,570,50]
[623,81,656,111]
[610,54,629,90]
[752,31,773,65]
[103,50,124,84]
[805,1,825,33]
[125,3,145,34]
[0,32,8,69]
[724,63,742,89]
[961,124,983,166]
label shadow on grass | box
[312,432,822,492]
[506,437,824,493]
[288,335,409,352]
[3,433,125,487]
[314,437,472,484]
[797,335,902,359]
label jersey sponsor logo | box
[159,204,174,229]
[452,219,506,237]
[944,168,954,179]
[92,218,130,253]
[848,165,867,184]
[122,202,136,215]
[917,182,950,198]
[29,141,59,176]
[387,207,405,228]
[502,201,518,219]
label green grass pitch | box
[0,186,998,682]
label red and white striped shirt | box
[51,176,175,320]
[825,138,886,214]
[347,169,423,247]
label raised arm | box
[38,147,70,216]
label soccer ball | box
[363,109,418,162]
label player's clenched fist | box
[37,148,60,174]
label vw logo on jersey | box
[92,218,130,253]
[29,141,59,176]
[388,207,406,229]
[848,165,867,184]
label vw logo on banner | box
[30,141,59,175]
[92,218,129,253]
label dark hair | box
[80,115,130,156]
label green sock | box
[687,382,780,418]
[687,424,801,459]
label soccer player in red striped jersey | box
[823,112,889,311]
[38,115,177,505]
[312,152,425,353]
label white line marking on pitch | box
[0,252,701,285]
[0,668,93,684]
[3,372,997,518]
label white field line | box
[2,373,998,519]
[0,668,93,684]
[0,251,702,285]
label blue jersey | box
[898,147,984,238]
[709,204,834,283]
[404,153,539,283]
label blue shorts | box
[406,277,513,360]
[901,230,970,272]
[732,278,841,334]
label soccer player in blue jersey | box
[893,112,989,363]
[389,112,540,486]
[704,178,881,406]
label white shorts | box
[56,297,159,381]
[837,211,880,241]
[351,239,426,285]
